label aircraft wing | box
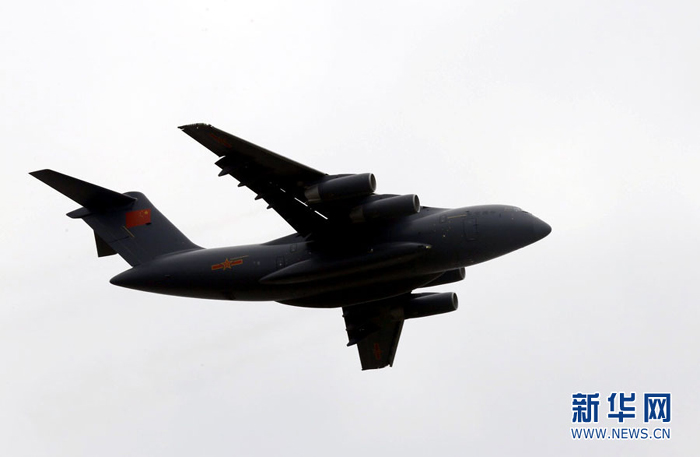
[180,124,411,237]
[179,124,329,235]
[342,297,407,370]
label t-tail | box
[30,170,201,266]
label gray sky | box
[2,1,699,455]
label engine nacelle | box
[304,173,376,203]
[349,194,420,223]
[404,292,458,320]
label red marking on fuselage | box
[211,258,244,271]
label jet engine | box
[304,173,376,203]
[403,292,458,320]
[349,194,420,223]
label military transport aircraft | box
[31,124,551,370]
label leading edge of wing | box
[179,124,328,235]
[178,123,325,184]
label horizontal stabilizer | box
[30,169,135,210]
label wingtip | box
[29,169,57,181]
[178,123,210,131]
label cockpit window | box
[503,206,522,212]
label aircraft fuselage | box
[110,204,550,307]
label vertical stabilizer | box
[30,170,201,266]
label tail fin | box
[30,170,201,266]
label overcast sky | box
[2,1,699,455]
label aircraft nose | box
[532,216,552,241]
